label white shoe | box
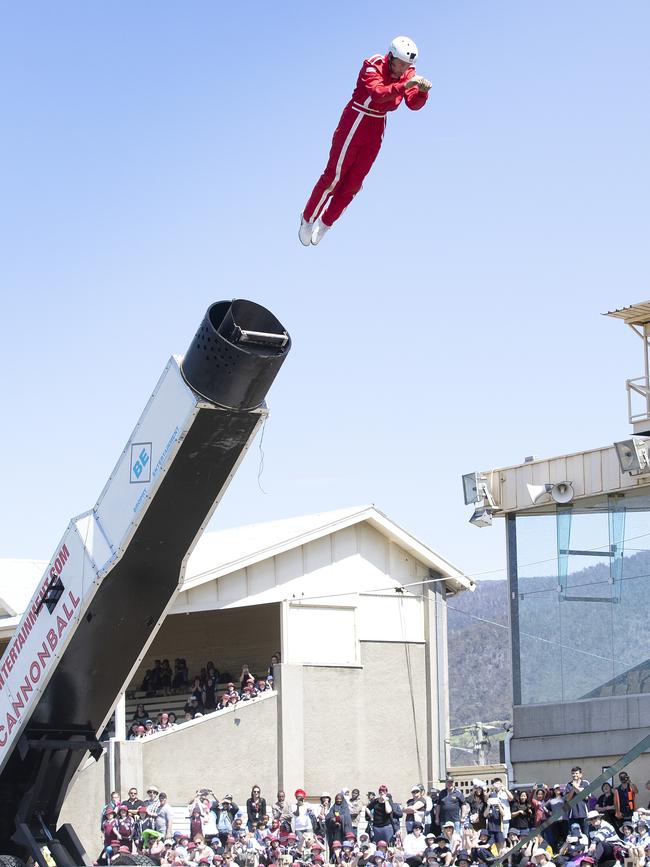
[311,218,330,245]
[299,215,314,246]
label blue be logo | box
[130,442,152,483]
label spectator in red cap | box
[116,804,135,851]
[292,790,315,845]
[102,807,120,850]
[134,805,154,851]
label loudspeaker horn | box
[526,483,553,505]
[551,481,574,504]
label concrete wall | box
[130,603,281,689]
[60,629,446,851]
[59,750,108,860]
[511,693,650,767]
[300,641,431,798]
[511,755,649,789]
[140,694,278,804]
[59,694,278,858]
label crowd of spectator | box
[127,658,278,739]
[96,767,650,867]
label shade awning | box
[604,301,650,326]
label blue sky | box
[1,1,649,582]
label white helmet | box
[389,36,418,64]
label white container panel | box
[584,450,603,495]
[286,604,358,666]
[74,512,114,575]
[566,454,585,497]
[303,536,332,575]
[0,524,99,772]
[388,542,417,582]
[358,524,388,575]
[94,360,198,554]
[515,464,535,509]
[531,461,551,486]
[548,457,568,485]
[357,594,424,643]
[499,468,518,512]
[332,526,358,561]
[247,560,276,597]
[602,449,621,492]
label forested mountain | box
[446,548,650,763]
[447,579,510,732]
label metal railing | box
[627,375,650,424]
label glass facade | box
[509,488,650,705]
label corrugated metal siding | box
[485,445,650,513]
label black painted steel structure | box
[0,300,291,867]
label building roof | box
[0,558,47,617]
[183,505,474,594]
[604,301,650,326]
[0,507,472,640]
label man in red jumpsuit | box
[299,36,431,246]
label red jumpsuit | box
[303,54,428,227]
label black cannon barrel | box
[0,300,292,865]
[182,299,291,410]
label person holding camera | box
[367,786,395,845]
[215,795,240,845]
[483,795,506,856]
[292,789,316,845]
[490,779,513,836]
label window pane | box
[512,491,650,705]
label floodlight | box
[614,438,650,475]
[462,472,482,505]
[469,506,493,528]
[462,472,496,507]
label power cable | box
[398,593,425,784]
[256,415,269,494]
[466,530,650,579]
[513,567,650,598]
[446,604,614,662]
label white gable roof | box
[0,506,472,640]
[183,505,473,594]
